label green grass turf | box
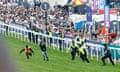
[6,37,120,72]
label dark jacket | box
[19,48,34,54]
[104,48,111,56]
[39,42,46,51]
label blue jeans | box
[41,51,49,61]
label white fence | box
[0,22,119,64]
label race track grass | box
[6,37,120,72]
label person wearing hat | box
[19,45,34,59]
[70,40,78,60]
[101,44,115,66]
[78,41,89,63]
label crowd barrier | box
[0,22,120,64]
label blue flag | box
[86,6,92,22]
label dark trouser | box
[33,35,38,44]
[48,38,52,47]
[41,51,49,61]
[32,33,38,44]
[71,51,76,60]
[76,49,79,56]
[80,54,89,63]
[28,32,32,42]
[32,33,35,43]
[102,54,114,65]
[59,40,63,51]
[5,26,8,35]
[26,52,32,59]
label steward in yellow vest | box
[78,42,89,63]
[74,36,80,55]
[70,40,78,60]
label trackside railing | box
[0,23,119,64]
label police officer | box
[78,41,89,63]
[39,38,49,61]
[101,44,115,66]
[70,40,78,60]
[74,35,80,55]
[19,45,34,59]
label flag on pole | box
[86,6,92,22]
[104,5,110,28]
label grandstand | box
[0,1,120,72]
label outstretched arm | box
[19,49,25,54]
[30,48,34,53]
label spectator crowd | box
[0,2,120,47]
